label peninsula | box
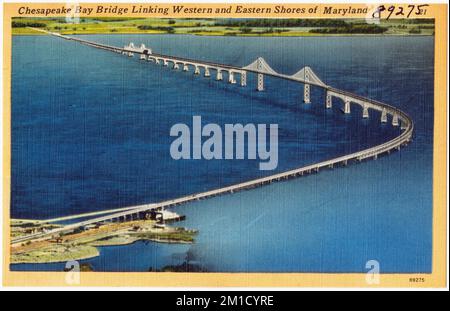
[11,217,197,264]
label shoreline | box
[11,249,101,265]
[12,31,433,37]
[11,237,193,264]
[11,218,197,264]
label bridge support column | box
[344,98,351,114]
[194,66,200,75]
[228,71,236,84]
[257,73,264,91]
[381,108,387,123]
[163,59,168,66]
[256,57,264,91]
[216,69,223,81]
[363,105,369,119]
[392,114,399,126]
[325,92,332,108]
[173,63,180,70]
[128,52,134,57]
[401,120,407,130]
[155,58,160,64]
[183,64,189,72]
[204,67,210,77]
[303,84,311,104]
[240,71,247,87]
[140,54,146,60]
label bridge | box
[12,29,414,245]
[53,31,410,128]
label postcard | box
[2,2,447,288]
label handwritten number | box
[374,4,430,20]
[417,4,429,15]
[372,5,385,19]
[387,6,395,20]
[407,5,415,18]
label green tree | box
[239,27,252,34]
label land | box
[12,18,434,36]
[11,218,197,264]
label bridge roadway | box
[53,31,414,122]
[41,30,328,88]
[28,204,157,224]
[12,30,414,245]
[49,32,410,122]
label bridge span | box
[12,29,414,245]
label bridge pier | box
[381,108,388,123]
[128,52,134,57]
[303,84,311,104]
[194,66,200,75]
[204,67,210,77]
[401,120,407,130]
[173,63,180,70]
[163,59,168,66]
[392,114,399,126]
[155,58,160,64]
[216,69,223,81]
[140,54,146,60]
[183,64,189,72]
[241,71,247,87]
[228,71,236,84]
[325,92,332,108]
[363,105,369,119]
[257,73,264,91]
[344,98,351,114]
[256,57,265,91]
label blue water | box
[11,34,433,273]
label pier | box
[12,29,414,245]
